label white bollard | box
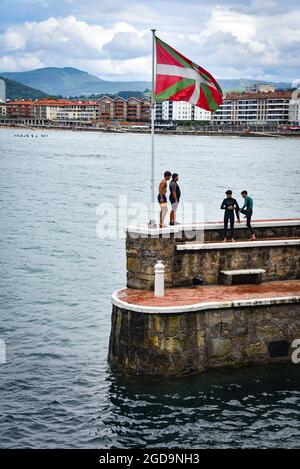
[154,260,165,297]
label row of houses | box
[211,90,299,125]
[1,87,299,125]
[156,88,300,125]
[0,96,151,122]
[0,97,211,123]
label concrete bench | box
[220,268,266,286]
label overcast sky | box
[0,0,299,83]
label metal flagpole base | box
[148,219,157,229]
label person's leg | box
[240,208,247,217]
[160,203,168,227]
[170,203,178,225]
[170,209,174,225]
[247,209,255,239]
[224,214,229,240]
[246,213,253,235]
[174,204,178,224]
[230,214,235,240]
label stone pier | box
[108,219,300,377]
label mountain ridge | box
[1,67,150,97]
[0,67,292,97]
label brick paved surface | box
[117,280,300,307]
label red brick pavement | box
[117,280,300,307]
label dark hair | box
[172,173,178,180]
[226,190,232,195]
[241,190,248,195]
[164,171,171,177]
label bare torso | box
[159,179,167,196]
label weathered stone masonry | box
[109,220,300,376]
[109,301,300,377]
[176,244,300,286]
[126,221,300,290]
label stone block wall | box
[108,302,300,377]
[126,234,177,289]
[175,244,300,286]
[126,224,300,289]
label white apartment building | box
[55,103,98,121]
[32,100,98,121]
[156,101,211,122]
[289,99,300,125]
[172,101,193,120]
[211,90,292,125]
[194,106,211,121]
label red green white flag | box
[154,36,223,112]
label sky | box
[0,0,299,83]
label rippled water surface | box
[0,128,300,448]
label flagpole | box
[149,28,157,228]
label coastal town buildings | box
[97,97,115,120]
[4,97,151,123]
[211,90,292,125]
[155,101,211,121]
[97,96,150,121]
[246,84,276,93]
[6,100,34,118]
[1,88,299,128]
[289,98,300,125]
[194,105,212,121]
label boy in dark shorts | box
[158,171,171,228]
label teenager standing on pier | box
[221,190,240,242]
[240,190,256,240]
[169,173,181,226]
[158,171,171,228]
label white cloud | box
[71,56,151,81]
[0,16,113,57]
[0,54,45,72]
[2,31,26,50]
[103,31,150,59]
[187,5,300,80]
[0,4,299,82]
[0,15,147,61]
[205,7,267,54]
[0,14,151,78]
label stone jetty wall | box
[175,244,300,287]
[126,221,300,290]
[109,301,300,377]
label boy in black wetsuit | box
[221,190,240,242]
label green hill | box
[1,67,150,97]
[0,67,292,97]
[0,77,48,100]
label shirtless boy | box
[158,171,171,228]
